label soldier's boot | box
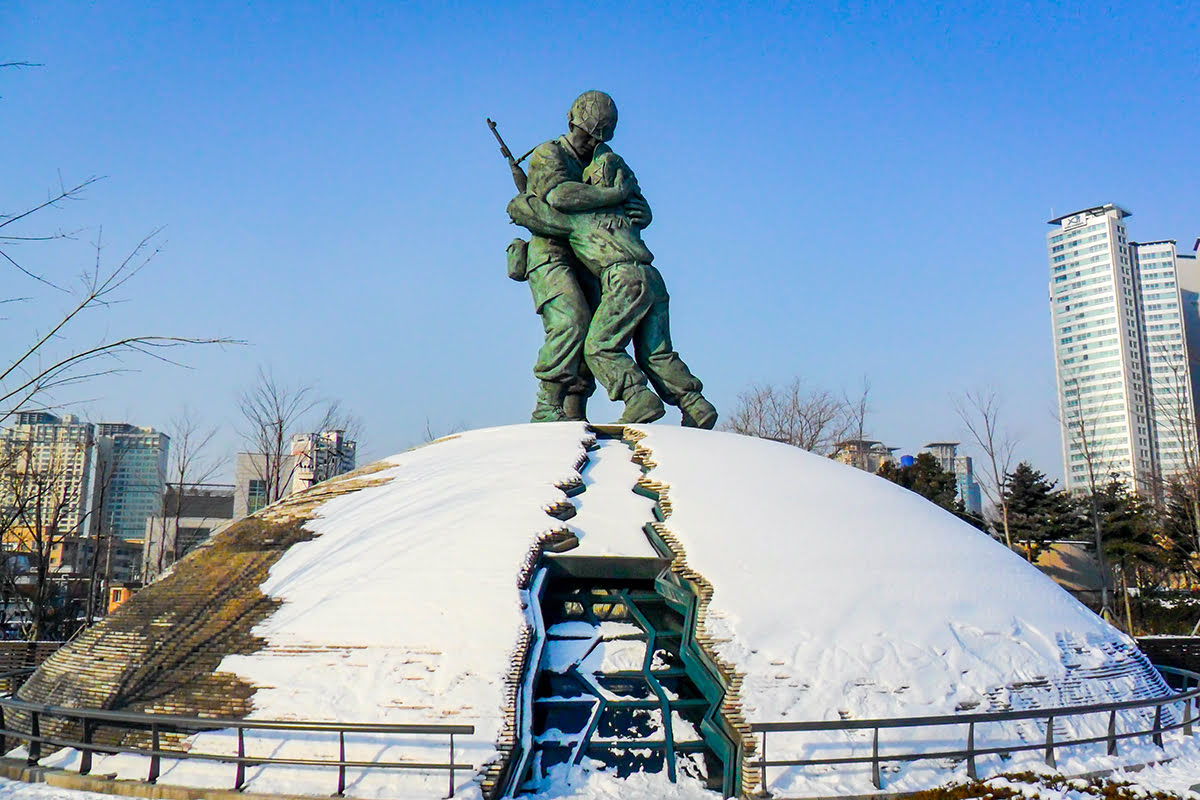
[679,392,718,430]
[618,387,666,424]
[563,392,588,422]
[531,382,570,423]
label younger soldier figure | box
[508,150,717,428]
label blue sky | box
[4,1,1198,482]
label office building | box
[1133,241,1199,482]
[233,430,358,519]
[93,423,170,544]
[832,439,897,473]
[143,484,235,579]
[1047,205,1199,495]
[290,429,357,492]
[921,442,984,516]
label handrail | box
[0,691,476,797]
[750,665,1200,793]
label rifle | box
[487,118,530,193]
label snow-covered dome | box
[19,423,1169,799]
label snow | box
[629,426,1176,791]
[66,423,595,799]
[566,438,660,558]
[7,741,1200,800]
[19,423,1194,799]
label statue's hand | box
[625,194,653,229]
[613,169,636,202]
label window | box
[248,479,267,514]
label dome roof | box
[19,423,1168,798]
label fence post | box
[757,731,770,797]
[871,727,881,790]
[966,721,977,781]
[1153,703,1163,748]
[27,710,40,766]
[235,726,246,790]
[148,723,160,783]
[1107,709,1118,756]
[337,730,346,797]
[1044,715,1055,769]
[80,718,93,775]
[1184,697,1193,737]
[448,732,456,798]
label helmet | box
[568,91,618,143]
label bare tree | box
[136,409,225,584]
[1056,377,1124,621]
[723,378,861,455]
[238,369,358,510]
[3,181,239,426]
[164,410,222,565]
[0,428,92,639]
[841,377,873,470]
[238,368,317,507]
[84,438,122,625]
[956,388,1019,552]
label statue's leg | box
[585,263,663,423]
[564,268,601,421]
[530,263,591,423]
[633,266,717,429]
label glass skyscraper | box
[1048,205,1198,495]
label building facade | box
[233,430,358,519]
[921,442,984,516]
[0,413,95,565]
[1048,205,1199,495]
[1132,241,1200,484]
[143,484,235,579]
[93,423,170,543]
[290,430,357,492]
[832,439,897,473]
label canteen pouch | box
[507,238,529,282]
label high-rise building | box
[1131,241,1198,482]
[0,413,95,548]
[93,423,170,543]
[921,442,984,516]
[1047,205,1198,495]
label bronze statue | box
[496,91,716,429]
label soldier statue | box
[496,91,717,429]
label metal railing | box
[0,690,475,797]
[751,665,1200,793]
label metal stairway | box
[516,575,726,792]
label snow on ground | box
[18,424,1197,800]
[631,426,1177,787]
[567,438,660,558]
[61,423,594,799]
[7,742,1200,800]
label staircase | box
[514,575,727,792]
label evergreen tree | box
[877,453,958,509]
[876,453,989,530]
[1162,480,1200,581]
[1003,462,1086,561]
[1089,477,1164,633]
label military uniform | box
[520,136,608,418]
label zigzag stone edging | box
[621,426,760,796]
[482,434,595,798]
